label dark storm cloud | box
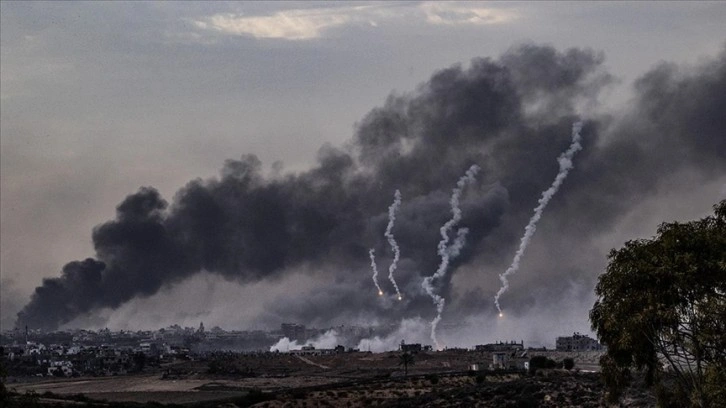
[16,43,726,331]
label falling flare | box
[494,122,584,314]
[422,164,480,350]
[369,249,384,296]
[385,190,403,300]
[499,312,503,318]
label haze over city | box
[2,1,725,351]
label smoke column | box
[385,190,403,300]
[422,164,480,349]
[369,249,384,296]
[494,121,584,315]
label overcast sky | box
[2,1,725,347]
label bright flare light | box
[378,291,384,296]
[397,295,402,301]
[499,312,503,318]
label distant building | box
[289,345,337,356]
[444,347,468,353]
[400,340,422,353]
[556,332,602,351]
[491,351,529,370]
[475,340,524,353]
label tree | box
[132,352,146,372]
[528,355,558,375]
[398,352,415,376]
[0,354,9,406]
[590,200,726,407]
[563,357,575,370]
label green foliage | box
[528,356,559,375]
[654,379,690,408]
[702,365,726,406]
[590,200,726,407]
[563,358,575,370]
[0,357,8,404]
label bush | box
[528,356,558,374]
[516,395,538,408]
[290,389,307,399]
[563,358,575,370]
[425,373,439,384]
[654,381,689,408]
[230,388,269,406]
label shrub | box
[563,358,575,370]
[528,356,558,374]
[291,389,307,399]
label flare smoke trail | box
[426,227,469,349]
[494,121,584,315]
[369,249,383,296]
[422,164,480,349]
[385,190,403,300]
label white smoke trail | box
[422,164,480,349]
[425,227,469,349]
[369,249,384,296]
[385,190,403,300]
[494,121,584,316]
[448,227,469,260]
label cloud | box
[420,2,519,26]
[191,3,519,41]
[194,8,356,40]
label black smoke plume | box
[17,43,726,331]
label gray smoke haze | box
[16,43,726,338]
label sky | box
[1,1,725,348]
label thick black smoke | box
[17,43,726,331]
